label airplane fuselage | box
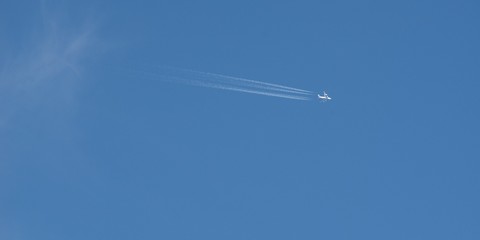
[318,92,331,101]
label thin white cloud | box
[0,5,99,126]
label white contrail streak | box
[157,66,312,95]
[192,79,312,101]
[126,66,314,101]
[137,73,312,100]
[201,73,312,96]
[194,70,312,94]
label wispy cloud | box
[0,5,102,237]
[0,4,99,126]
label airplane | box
[318,91,332,102]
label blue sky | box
[1,0,479,239]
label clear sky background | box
[1,0,479,239]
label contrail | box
[185,77,312,101]
[171,67,313,94]
[196,72,312,96]
[125,66,314,101]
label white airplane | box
[318,91,332,102]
